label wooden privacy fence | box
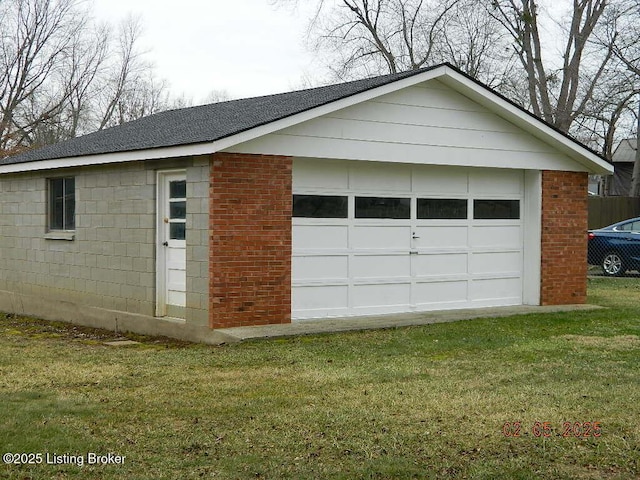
[588,196,640,229]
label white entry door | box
[156,171,187,318]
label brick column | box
[209,153,292,328]
[540,170,588,305]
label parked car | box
[588,217,640,276]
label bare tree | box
[0,0,97,154]
[306,0,509,81]
[439,0,516,86]
[63,24,110,138]
[489,0,619,133]
[0,1,180,157]
[571,71,638,159]
[605,0,640,75]
[604,0,640,194]
[95,16,164,129]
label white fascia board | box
[0,142,222,174]
[437,67,613,175]
[0,67,450,175]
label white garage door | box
[292,160,524,319]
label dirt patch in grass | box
[556,334,640,350]
[0,313,193,347]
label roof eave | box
[0,141,221,173]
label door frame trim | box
[522,170,541,305]
[155,169,187,317]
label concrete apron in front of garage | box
[214,304,603,344]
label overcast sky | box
[92,0,321,103]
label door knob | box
[162,241,168,247]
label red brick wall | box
[540,170,588,305]
[209,153,292,328]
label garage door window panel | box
[474,200,520,220]
[417,198,468,219]
[355,197,410,219]
[293,195,348,218]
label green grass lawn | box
[1,278,639,479]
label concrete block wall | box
[540,170,588,305]
[0,174,48,296]
[186,157,211,326]
[0,157,209,327]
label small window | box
[49,177,75,230]
[418,199,467,219]
[169,180,186,240]
[355,197,410,219]
[170,223,186,240]
[474,200,520,219]
[170,201,186,219]
[170,180,186,198]
[293,195,348,218]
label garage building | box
[0,63,613,341]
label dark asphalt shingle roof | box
[1,66,434,165]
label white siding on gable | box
[227,79,584,172]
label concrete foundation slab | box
[215,304,604,343]
[0,289,603,345]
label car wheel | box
[602,251,625,277]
